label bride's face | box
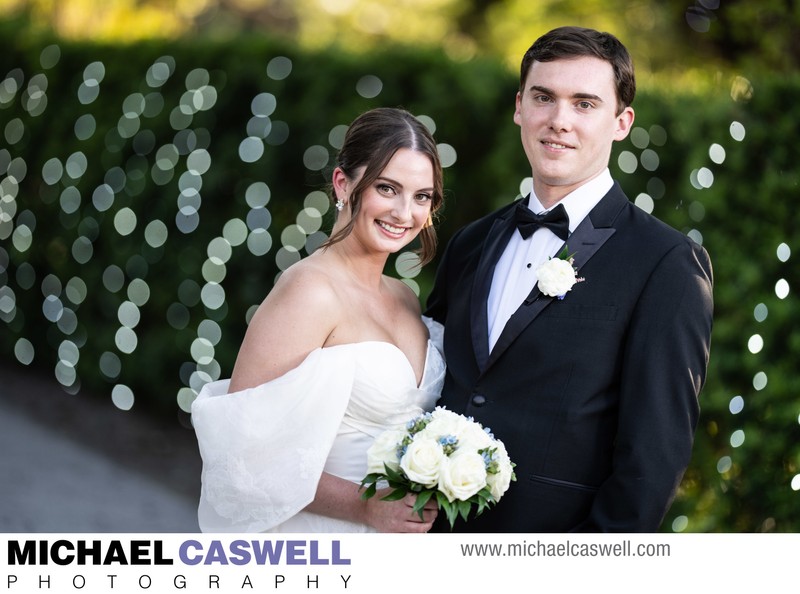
[335,148,434,255]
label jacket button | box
[471,394,486,406]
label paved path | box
[0,360,201,533]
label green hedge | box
[2,24,798,532]
[0,29,524,419]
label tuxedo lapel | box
[483,184,628,372]
[470,204,518,371]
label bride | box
[191,107,446,533]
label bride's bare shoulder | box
[268,257,339,306]
[229,257,342,388]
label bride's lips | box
[375,220,409,237]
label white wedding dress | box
[191,319,445,533]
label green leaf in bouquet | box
[474,488,495,517]
[382,463,406,483]
[381,488,408,502]
[359,482,378,501]
[457,499,472,522]
[360,472,385,484]
[411,489,435,521]
[437,492,459,530]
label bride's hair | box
[320,107,444,266]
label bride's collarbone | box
[324,274,427,357]
[335,311,426,348]
[336,280,409,327]
[330,306,426,359]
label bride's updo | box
[321,107,444,265]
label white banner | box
[2,533,794,593]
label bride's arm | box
[224,262,438,532]
[307,473,438,533]
[229,263,338,392]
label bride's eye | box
[376,183,395,195]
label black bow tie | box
[514,201,570,241]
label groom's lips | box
[541,139,574,150]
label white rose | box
[459,423,495,452]
[366,428,407,474]
[536,257,577,297]
[486,441,514,501]
[400,436,444,487]
[423,408,464,440]
[438,450,488,502]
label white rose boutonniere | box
[536,245,585,299]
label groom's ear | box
[613,106,635,142]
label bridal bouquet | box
[360,406,515,529]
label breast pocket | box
[542,304,618,321]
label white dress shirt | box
[486,169,614,350]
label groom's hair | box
[519,26,636,116]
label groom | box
[426,26,713,532]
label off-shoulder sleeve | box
[191,347,357,533]
[422,315,444,357]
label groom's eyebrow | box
[528,84,605,103]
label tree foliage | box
[3,0,798,80]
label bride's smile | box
[375,219,410,237]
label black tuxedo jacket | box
[426,183,713,532]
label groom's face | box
[514,56,634,204]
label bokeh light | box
[775,279,790,299]
[747,334,763,354]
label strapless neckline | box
[322,339,435,390]
[192,316,446,533]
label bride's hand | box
[365,489,438,533]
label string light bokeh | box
[0,44,456,418]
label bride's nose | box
[391,195,413,222]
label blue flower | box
[406,411,432,433]
[438,434,458,455]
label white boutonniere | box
[536,245,585,300]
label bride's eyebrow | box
[376,176,434,193]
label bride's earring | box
[335,198,344,212]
